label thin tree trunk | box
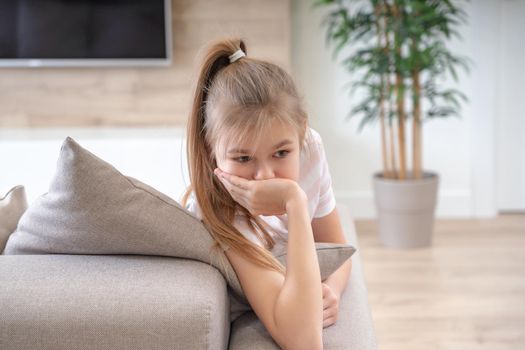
[380,103,389,178]
[393,4,407,180]
[411,14,423,180]
[384,1,396,179]
[412,64,422,179]
[389,114,397,179]
[375,4,390,178]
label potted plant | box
[313,0,471,248]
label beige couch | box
[0,201,377,349]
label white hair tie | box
[229,49,246,63]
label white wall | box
[1,1,517,219]
[0,128,191,206]
[495,0,525,212]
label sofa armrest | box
[0,254,230,350]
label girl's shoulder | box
[302,126,326,163]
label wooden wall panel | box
[0,0,291,128]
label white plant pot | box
[372,171,439,248]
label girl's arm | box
[272,185,323,348]
[216,170,323,348]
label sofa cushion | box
[3,136,356,322]
[0,254,230,350]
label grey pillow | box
[3,136,356,318]
[0,185,28,254]
[272,242,355,282]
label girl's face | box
[215,119,301,182]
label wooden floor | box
[355,215,525,350]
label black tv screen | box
[0,0,171,67]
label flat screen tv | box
[0,0,172,67]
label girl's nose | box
[254,164,274,180]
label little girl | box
[181,37,352,349]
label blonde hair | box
[181,36,313,278]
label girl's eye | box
[275,150,290,158]
[233,150,290,164]
[236,156,251,163]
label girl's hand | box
[322,282,340,328]
[214,168,302,216]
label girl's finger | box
[322,284,329,296]
[218,176,234,196]
[323,317,335,328]
[215,169,254,212]
[221,172,249,190]
[220,177,251,208]
[220,176,237,194]
[323,306,336,319]
[222,179,240,199]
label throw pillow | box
[0,185,28,254]
[272,241,355,282]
